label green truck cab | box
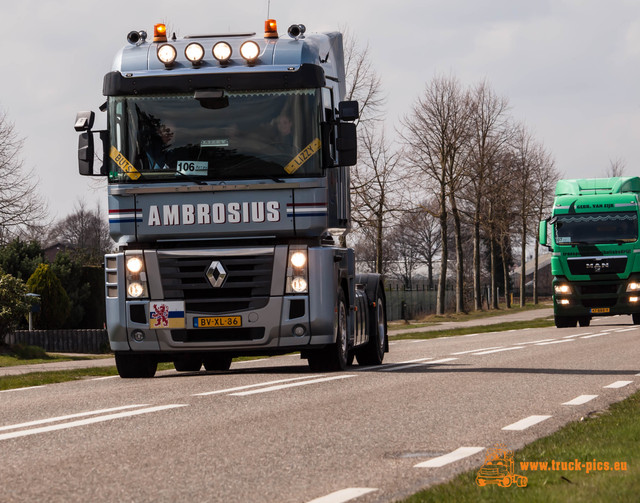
[540,177,640,328]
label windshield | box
[107,90,323,183]
[555,211,638,245]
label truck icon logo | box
[206,261,227,288]
[476,444,527,488]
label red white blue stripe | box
[109,208,143,224]
[286,202,327,218]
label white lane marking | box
[615,328,639,333]
[472,347,524,355]
[231,375,356,396]
[563,332,592,339]
[581,333,605,339]
[0,404,188,441]
[451,347,502,355]
[396,357,434,364]
[0,404,147,433]
[502,415,552,431]
[409,339,430,344]
[534,340,573,346]
[603,380,634,389]
[378,358,458,372]
[91,376,119,381]
[193,376,322,396]
[0,386,47,393]
[516,339,556,345]
[562,395,598,406]
[462,333,480,337]
[306,488,378,503]
[414,447,485,468]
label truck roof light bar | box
[212,42,232,64]
[185,42,205,66]
[240,41,260,64]
[157,44,177,67]
[264,19,278,38]
[154,23,168,43]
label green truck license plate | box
[194,316,242,328]
[589,308,610,314]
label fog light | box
[131,329,145,342]
[559,299,570,305]
[128,282,145,297]
[630,296,639,303]
[292,324,306,337]
[290,277,307,293]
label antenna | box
[267,0,271,18]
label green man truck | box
[539,177,640,328]
[75,19,387,377]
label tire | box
[202,354,233,371]
[356,293,386,366]
[174,354,202,372]
[633,313,640,325]
[115,353,157,378]
[307,289,348,372]
[578,317,591,327]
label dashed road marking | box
[414,446,485,468]
[472,347,524,355]
[562,395,598,406]
[193,376,322,396]
[451,346,502,355]
[603,380,633,389]
[378,357,458,372]
[230,375,356,396]
[502,415,551,431]
[534,340,573,346]
[306,488,378,503]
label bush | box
[0,271,30,338]
[26,264,71,329]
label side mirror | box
[539,220,551,250]
[336,122,357,167]
[78,132,95,176]
[338,101,359,122]
[74,111,95,132]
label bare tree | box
[46,200,112,264]
[401,75,471,313]
[0,109,48,243]
[464,81,511,310]
[604,157,626,178]
[351,125,403,273]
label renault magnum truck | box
[75,19,387,377]
[539,177,640,328]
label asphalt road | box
[1,314,639,502]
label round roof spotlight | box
[185,42,205,66]
[240,41,260,64]
[212,42,232,64]
[157,44,177,67]
[287,24,306,39]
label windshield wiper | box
[174,170,207,185]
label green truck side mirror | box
[539,220,549,248]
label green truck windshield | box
[107,89,322,183]
[555,211,638,245]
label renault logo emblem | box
[206,261,227,288]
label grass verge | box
[403,390,640,503]
[0,344,107,368]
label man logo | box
[206,261,227,288]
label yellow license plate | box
[589,308,610,314]
[194,316,242,328]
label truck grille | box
[567,256,627,275]
[158,250,274,314]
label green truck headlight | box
[554,284,571,295]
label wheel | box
[633,313,640,325]
[202,354,233,371]
[174,354,202,372]
[500,476,512,488]
[115,353,157,378]
[578,317,591,327]
[307,288,348,371]
[356,293,386,366]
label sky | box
[2,0,640,224]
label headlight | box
[185,42,205,65]
[157,44,177,66]
[290,251,307,269]
[125,251,149,299]
[627,281,640,292]
[240,41,260,62]
[286,247,308,294]
[554,284,571,295]
[213,42,232,63]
